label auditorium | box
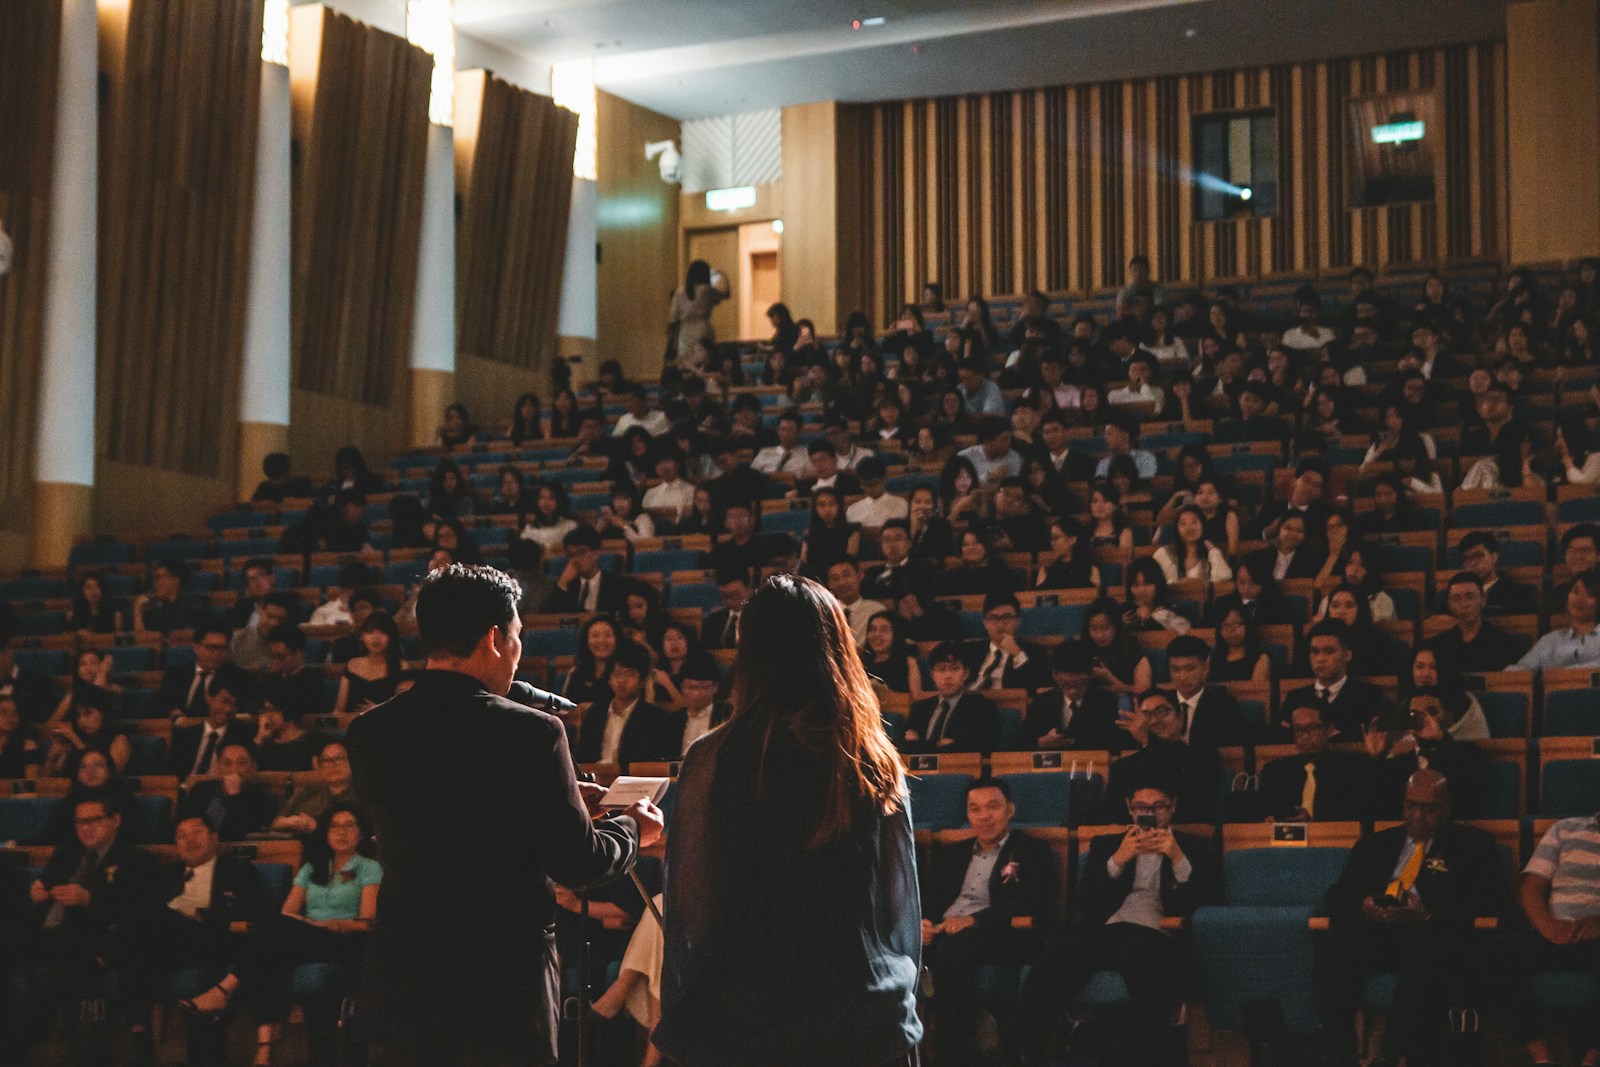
[2,0,1600,1063]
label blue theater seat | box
[907,773,972,831]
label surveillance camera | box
[644,139,682,185]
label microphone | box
[509,680,577,714]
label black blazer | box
[863,560,937,601]
[699,607,742,650]
[34,835,160,941]
[156,852,266,927]
[551,571,628,615]
[922,831,1059,941]
[1177,686,1247,748]
[1483,576,1539,617]
[1256,749,1369,822]
[963,639,1053,692]
[1247,545,1326,582]
[1021,688,1123,750]
[156,663,215,719]
[1074,829,1217,930]
[905,693,1001,753]
[168,721,256,781]
[1281,678,1398,739]
[345,669,640,1060]
[179,780,281,840]
[1323,822,1504,929]
[574,699,680,767]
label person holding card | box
[658,574,923,1066]
[346,564,663,1066]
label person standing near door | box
[669,258,727,362]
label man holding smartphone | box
[1016,776,1215,1065]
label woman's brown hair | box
[725,574,904,845]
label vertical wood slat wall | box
[844,42,1507,323]
[97,0,263,477]
[455,70,578,371]
[291,7,431,407]
[0,1,62,529]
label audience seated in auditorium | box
[964,591,1051,693]
[1254,698,1366,822]
[1317,768,1502,1067]
[133,559,208,635]
[1021,643,1122,751]
[1100,689,1222,822]
[904,643,1000,753]
[921,776,1056,1064]
[1280,620,1397,738]
[170,668,255,782]
[575,642,677,766]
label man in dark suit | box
[1018,774,1217,1065]
[1254,458,1334,542]
[1255,698,1368,822]
[1280,620,1399,740]
[10,795,160,1062]
[699,568,752,651]
[863,519,936,601]
[904,643,1001,753]
[345,564,663,1065]
[965,591,1053,694]
[922,778,1057,1063]
[671,660,730,758]
[573,643,678,767]
[123,814,265,1063]
[1431,572,1524,675]
[1100,689,1223,823]
[702,500,767,578]
[1164,635,1246,747]
[791,440,860,499]
[261,623,334,716]
[1317,769,1503,1067]
[1022,642,1123,750]
[552,525,628,614]
[1456,531,1539,617]
[178,742,280,840]
[168,667,256,782]
[155,626,236,721]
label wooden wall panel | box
[455,70,578,372]
[290,6,431,407]
[0,0,62,534]
[596,90,680,380]
[97,0,262,479]
[841,41,1508,322]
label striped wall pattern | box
[454,70,579,371]
[97,0,263,476]
[843,42,1508,322]
[290,7,432,407]
[0,0,61,529]
[680,108,783,194]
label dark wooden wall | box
[843,41,1508,321]
[290,6,431,407]
[97,0,263,478]
[0,0,62,533]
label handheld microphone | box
[509,680,578,714]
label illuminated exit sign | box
[706,186,757,211]
[1372,120,1424,145]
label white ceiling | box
[454,0,1509,120]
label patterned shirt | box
[1525,816,1600,921]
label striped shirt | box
[1525,816,1600,921]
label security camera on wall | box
[645,139,682,185]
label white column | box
[36,0,98,490]
[241,62,293,427]
[558,178,598,342]
[410,122,456,374]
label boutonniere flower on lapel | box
[103,865,119,884]
[1000,861,1021,884]
[1425,857,1449,875]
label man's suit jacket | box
[574,699,680,767]
[34,834,160,943]
[345,669,640,1061]
[1247,545,1326,582]
[1021,688,1123,750]
[1323,822,1504,929]
[1100,739,1223,823]
[551,571,628,615]
[905,692,1001,753]
[179,780,281,840]
[1074,829,1217,930]
[167,720,255,781]
[922,831,1058,945]
[1256,749,1369,822]
[1281,678,1397,739]
[699,607,742,650]
[963,640,1054,693]
[1177,686,1247,748]
[154,852,266,929]
[863,559,936,601]
[156,663,216,719]
[1483,575,1539,616]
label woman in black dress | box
[861,611,924,698]
[1034,517,1100,591]
[800,487,861,581]
[334,611,404,714]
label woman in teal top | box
[180,804,381,1067]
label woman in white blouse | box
[1556,415,1600,485]
[1152,505,1233,585]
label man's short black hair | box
[928,642,968,668]
[349,589,380,611]
[1563,523,1600,550]
[1458,531,1500,557]
[981,590,1021,615]
[266,622,305,652]
[1294,456,1331,480]
[1282,695,1330,724]
[208,665,254,701]
[976,414,1010,442]
[414,564,523,659]
[610,641,653,679]
[807,439,836,457]
[563,525,602,551]
[264,592,299,614]
[967,775,1012,802]
[195,624,232,646]
[1165,634,1211,662]
[154,558,191,583]
[1306,618,1351,648]
[856,455,888,481]
[1051,642,1094,673]
[1128,254,1150,269]
[679,658,721,684]
[731,394,763,414]
[714,567,752,588]
[880,518,911,536]
[1135,687,1176,711]
[1106,412,1138,439]
[1446,571,1484,592]
[263,452,292,479]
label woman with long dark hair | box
[658,575,922,1067]
[507,393,545,444]
[670,259,726,362]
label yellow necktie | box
[1300,762,1316,818]
[1386,842,1425,899]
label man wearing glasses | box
[155,625,236,721]
[965,591,1051,693]
[1455,531,1538,617]
[1100,689,1223,823]
[1017,773,1215,1065]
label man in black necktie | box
[1280,620,1398,740]
[169,667,256,782]
[904,643,1000,753]
[155,626,235,721]
[9,796,159,1062]
[964,591,1052,694]
[700,568,752,650]
[1021,643,1122,750]
[553,526,624,614]
[1164,636,1246,747]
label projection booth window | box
[1346,91,1437,208]
[1192,109,1278,222]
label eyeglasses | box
[1128,803,1173,815]
[75,814,112,826]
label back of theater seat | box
[907,773,972,831]
[1543,690,1600,737]
[1540,759,1600,819]
[0,796,56,845]
[994,772,1070,829]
